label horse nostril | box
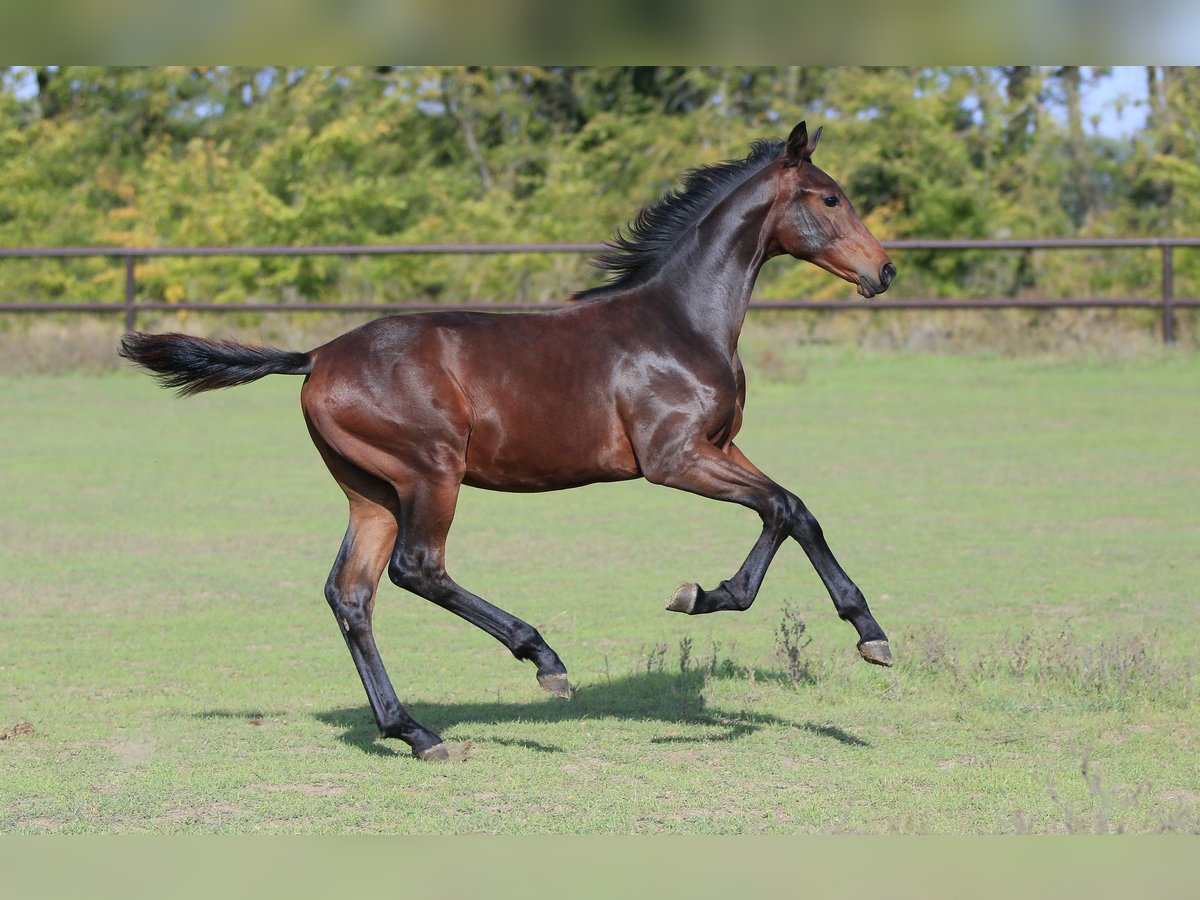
[880,261,896,288]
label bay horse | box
[120,121,897,760]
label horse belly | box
[462,404,639,492]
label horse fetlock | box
[508,622,552,661]
[513,634,570,699]
[380,722,447,759]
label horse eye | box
[823,196,839,208]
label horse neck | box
[650,171,778,356]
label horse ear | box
[784,121,809,166]
[805,125,823,157]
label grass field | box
[1,345,1198,833]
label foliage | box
[1,66,1197,308]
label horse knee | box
[764,492,822,544]
[762,491,803,531]
[792,507,822,543]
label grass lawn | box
[1,345,1197,833]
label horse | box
[120,121,897,760]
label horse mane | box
[573,138,786,301]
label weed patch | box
[896,623,1190,709]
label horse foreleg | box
[388,479,572,698]
[652,441,891,666]
[326,500,449,760]
[646,440,789,615]
[727,443,891,666]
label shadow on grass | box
[313,669,870,757]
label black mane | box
[573,139,786,301]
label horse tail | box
[119,331,313,396]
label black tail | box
[119,332,312,396]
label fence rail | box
[1,238,1196,343]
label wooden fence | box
[2,237,1196,342]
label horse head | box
[771,121,896,299]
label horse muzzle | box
[857,261,896,299]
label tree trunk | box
[1005,66,1035,153]
[441,72,494,194]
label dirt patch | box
[151,802,248,828]
[0,722,34,740]
[110,737,155,766]
[1160,789,1199,803]
[443,741,477,762]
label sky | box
[1080,66,1149,138]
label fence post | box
[123,254,136,332]
[1161,243,1175,344]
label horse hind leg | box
[389,478,572,699]
[325,497,449,759]
[302,419,455,762]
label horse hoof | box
[414,742,450,761]
[858,639,893,667]
[666,582,699,614]
[538,672,572,699]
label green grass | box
[1,347,1198,833]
